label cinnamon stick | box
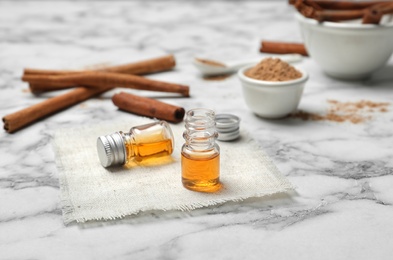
[304,0,322,11]
[363,7,384,24]
[311,1,389,10]
[112,92,185,123]
[22,72,190,97]
[23,54,176,76]
[294,0,319,18]
[288,0,389,10]
[290,0,393,23]
[3,86,111,133]
[363,3,393,24]
[316,9,365,22]
[260,41,308,56]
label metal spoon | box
[193,54,303,76]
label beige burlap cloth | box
[53,119,293,224]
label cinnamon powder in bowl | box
[245,58,302,81]
[238,58,308,118]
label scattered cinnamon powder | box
[291,100,389,124]
[245,58,302,81]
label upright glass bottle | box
[181,108,221,192]
[97,121,174,167]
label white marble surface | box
[1,1,393,259]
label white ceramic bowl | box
[238,66,308,118]
[296,13,393,79]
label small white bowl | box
[238,65,308,118]
[295,13,393,79]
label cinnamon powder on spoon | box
[195,58,226,67]
[245,57,302,81]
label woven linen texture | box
[53,119,294,224]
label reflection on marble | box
[1,1,393,259]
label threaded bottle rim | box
[185,108,216,130]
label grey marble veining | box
[1,1,393,259]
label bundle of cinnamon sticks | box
[3,55,190,133]
[289,0,393,24]
[260,1,393,56]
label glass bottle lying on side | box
[97,121,174,167]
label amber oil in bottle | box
[97,121,174,167]
[181,108,221,192]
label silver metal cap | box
[215,114,241,141]
[96,132,126,167]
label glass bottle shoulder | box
[181,143,219,159]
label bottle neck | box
[121,132,136,160]
[183,109,218,151]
